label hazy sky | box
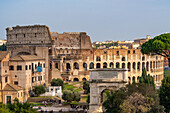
[0,0,170,42]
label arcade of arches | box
[50,49,164,84]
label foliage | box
[103,83,164,113]
[73,91,81,102]
[139,68,155,86]
[34,85,46,96]
[0,103,12,113]
[83,81,90,94]
[6,100,37,113]
[120,92,154,113]
[0,44,7,51]
[62,90,81,103]
[159,75,170,112]
[86,93,90,104]
[51,78,64,89]
[141,33,170,67]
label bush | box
[62,90,81,103]
[51,78,64,89]
[34,85,46,96]
[83,81,90,94]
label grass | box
[164,70,170,77]
[75,88,83,92]
[64,84,77,90]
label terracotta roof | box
[10,55,45,61]
[0,51,9,61]
[3,83,23,91]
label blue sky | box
[0,0,170,42]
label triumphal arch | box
[89,69,128,113]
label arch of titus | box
[89,69,128,113]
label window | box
[24,34,25,37]
[9,65,14,70]
[104,50,107,54]
[14,81,18,85]
[25,65,28,70]
[17,65,22,70]
[35,64,37,69]
[21,92,22,97]
[32,77,34,83]
[18,93,19,97]
[43,63,45,68]
[128,50,130,54]
[15,75,17,78]
[29,65,31,70]
[90,51,93,54]
[5,77,8,83]
[133,50,135,54]
[5,70,7,73]
[35,33,37,37]
[117,51,119,56]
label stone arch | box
[96,56,101,61]
[82,78,87,81]
[109,62,114,68]
[17,52,31,55]
[66,63,71,70]
[55,63,58,69]
[142,62,145,69]
[116,62,120,68]
[133,62,136,70]
[128,77,131,84]
[103,62,107,68]
[132,76,135,83]
[146,62,149,71]
[89,62,94,69]
[127,62,131,71]
[150,61,152,69]
[83,62,87,70]
[142,56,145,61]
[96,63,101,68]
[74,62,79,69]
[137,62,140,70]
[122,57,125,61]
[122,63,125,68]
[100,89,113,103]
[73,78,79,81]
[137,76,140,82]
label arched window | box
[116,62,119,68]
[142,62,145,69]
[122,57,125,61]
[132,76,135,83]
[82,78,87,81]
[122,63,125,68]
[96,56,101,61]
[55,63,58,69]
[73,78,79,81]
[89,62,94,69]
[110,62,114,68]
[74,62,79,69]
[146,62,149,71]
[142,56,145,61]
[128,62,131,71]
[128,50,130,54]
[128,77,131,84]
[103,62,107,68]
[133,62,136,70]
[150,61,152,69]
[83,63,87,70]
[137,62,140,70]
[66,63,71,70]
[96,63,100,68]
[137,76,140,82]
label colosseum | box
[6,25,164,86]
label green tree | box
[34,85,46,96]
[0,44,7,51]
[159,75,170,112]
[73,91,81,102]
[83,81,90,94]
[141,33,170,67]
[103,83,164,113]
[86,93,90,104]
[139,68,154,86]
[51,78,64,89]
[62,90,74,102]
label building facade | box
[5,25,164,88]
